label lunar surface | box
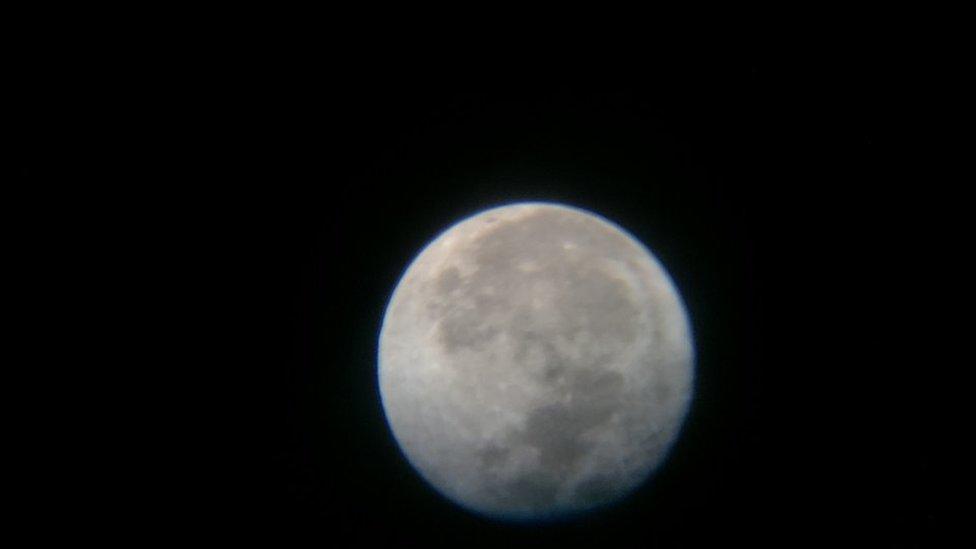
[378,202,694,521]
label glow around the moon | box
[378,202,694,521]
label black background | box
[19,43,935,546]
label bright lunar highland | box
[378,202,694,521]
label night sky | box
[19,44,935,546]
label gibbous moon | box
[378,202,694,521]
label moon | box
[378,202,694,521]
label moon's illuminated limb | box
[378,202,694,521]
